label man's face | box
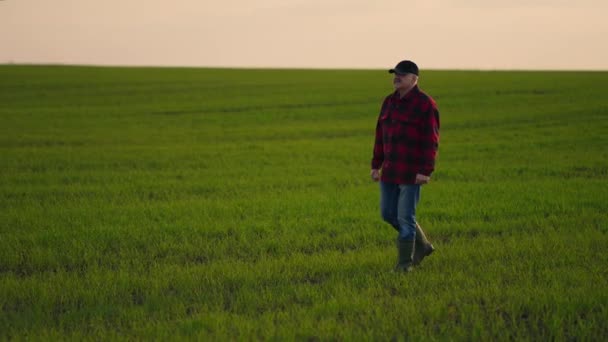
[393,73,417,91]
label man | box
[371,60,439,272]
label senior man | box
[371,60,440,272]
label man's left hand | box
[415,174,430,184]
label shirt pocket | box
[379,111,390,121]
[391,112,425,129]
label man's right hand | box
[370,169,380,182]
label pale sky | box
[1,0,607,70]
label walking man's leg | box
[413,223,435,265]
[395,184,420,272]
[380,181,400,232]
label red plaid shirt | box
[372,85,440,184]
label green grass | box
[1,65,607,340]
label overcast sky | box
[1,0,607,70]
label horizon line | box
[1,62,607,73]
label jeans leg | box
[380,181,400,232]
[397,184,421,240]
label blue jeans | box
[380,181,420,241]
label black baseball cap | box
[388,60,419,76]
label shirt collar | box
[392,85,420,101]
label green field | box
[1,65,607,340]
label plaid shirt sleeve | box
[418,99,440,176]
[371,98,389,170]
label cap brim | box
[389,69,406,75]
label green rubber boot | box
[413,223,435,266]
[395,238,415,272]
